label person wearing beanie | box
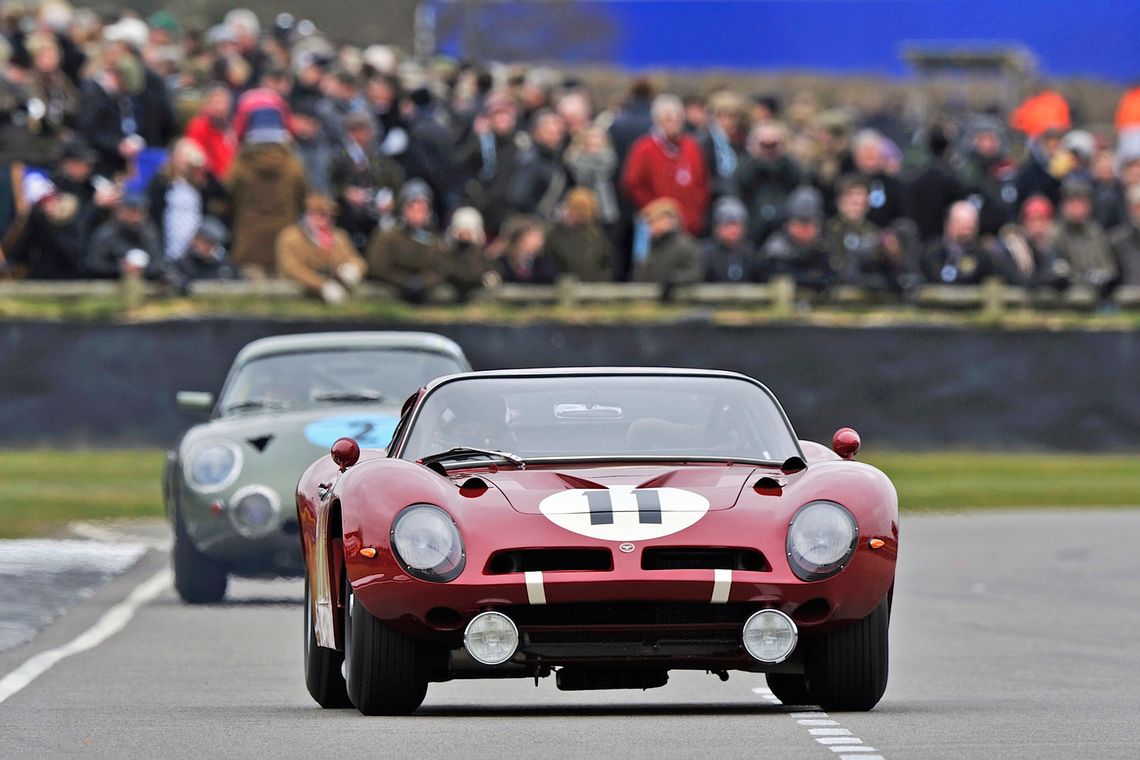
[1052,177,1117,294]
[165,216,239,294]
[276,193,367,304]
[998,194,1067,289]
[85,192,163,280]
[365,179,449,303]
[633,197,702,287]
[226,116,308,274]
[544,187,614,282]
[702,195,763,283]
[761,185,834,291]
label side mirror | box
[832,427,861,460]
[331,437,361,472]
[177,391,214,413]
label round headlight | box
[786,501,858,581]
[186,440,242,492]
[391,505,465,582]
[229,485,281,538]
[742,609,798,663]
[464,611,519,665]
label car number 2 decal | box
[539,486,710,541]
[304,415,399,449]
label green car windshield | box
[219,349,464,416]
[401,374,800,464]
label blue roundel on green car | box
[304,415,400,449]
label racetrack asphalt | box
[1,510,1138,759]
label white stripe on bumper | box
[524,570,546,605]
[711,568,732,603]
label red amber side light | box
[832,427,861,460]
[331,437,361,471]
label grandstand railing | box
[1,276,1137,313]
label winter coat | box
[545,223,613,282]
[762,231,835,292]
[1109,222,1140,286]
[276,221,366,294]
[85,218,163,279]
[701,237,765,283]
[905,159,967,242]
[165,246,239,294]
[733,154,804,245]
[1053,220,1117,288]
[5,197,90,279]
[507,143,569,220]
[622,131,710,236]
[227,142,308,271]
[633,229,703,285]
[366,224,446,292]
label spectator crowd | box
[2,2,1140,304]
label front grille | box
[641,547,769,572]
[503,602,755,659]
[504,601,756,627]
[485,548,613,574]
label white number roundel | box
[538,485,710,541]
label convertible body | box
[297,368,898,714]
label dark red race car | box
[297,368,898,715]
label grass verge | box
[0,448,1136,539]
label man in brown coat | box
[365,180,450,303]
[228,137,308,275]
[276,193,367,303]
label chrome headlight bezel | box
[786,500,859,581]
[390,504,465,582]
[227,484,281,538]
[184,439,243,493]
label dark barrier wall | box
[0,320,1136,451]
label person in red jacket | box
[183,84,236,179]
[621,94,710,236]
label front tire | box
[172,510,227,604]
[304,579,351,708]
[765,672,812,706]
[343,578,428,715]
[805,598,889,711]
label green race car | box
[163,331,470,603]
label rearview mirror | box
[177,391,215,413]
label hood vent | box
[248,435,274,452]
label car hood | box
[178,404,401,496]
[474,463,763,516]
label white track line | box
[0,569,171,704]
[754,688,886,760]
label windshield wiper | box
[418,446,526,469]
[312,389,385,403]
[223,399,293,413]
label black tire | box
[765,672,812,706]
[343,578,428,715]
[172,510,227,604]
[805,598,889,711]
[304,579,351,708]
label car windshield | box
[219,349,464,416]
[401,374,800,464]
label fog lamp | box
[742,609,798,663]
[464,611,518,666]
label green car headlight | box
[186,440,243,493]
